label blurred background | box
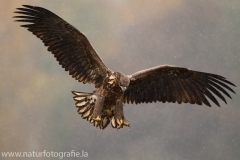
[1,0,240,159]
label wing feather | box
[123,65,236,107]
[14,5,112,87]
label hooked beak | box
[120,86,127,92]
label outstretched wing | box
[14,5,112,88]
[123,65,236,107]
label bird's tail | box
[72,91,96,122]
[72,91,129,130]
[72,91,111,129]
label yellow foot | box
[117,119,124,129]
[111,116,131,129]
[116,118,130,129]
[123,119,130,127]
[92,116,101,121]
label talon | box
[123,119,130,127]
[93,116,101,121]
[117,119,124,129]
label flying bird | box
[14,5,236,130]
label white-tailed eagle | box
[14,5,236,129]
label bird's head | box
[113,72,130,92]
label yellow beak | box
[120,86,127,92]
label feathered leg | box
[92,93,105,121]
[114,100,130,129]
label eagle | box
[14,5,236,130]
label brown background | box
[1,0,240,160]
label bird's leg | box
[115,100,130,129]
[92,94,105,121]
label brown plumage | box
[14,5,236,130]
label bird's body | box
[14,5,236,130]
[72,72,131,129]
[71,90,120,129]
